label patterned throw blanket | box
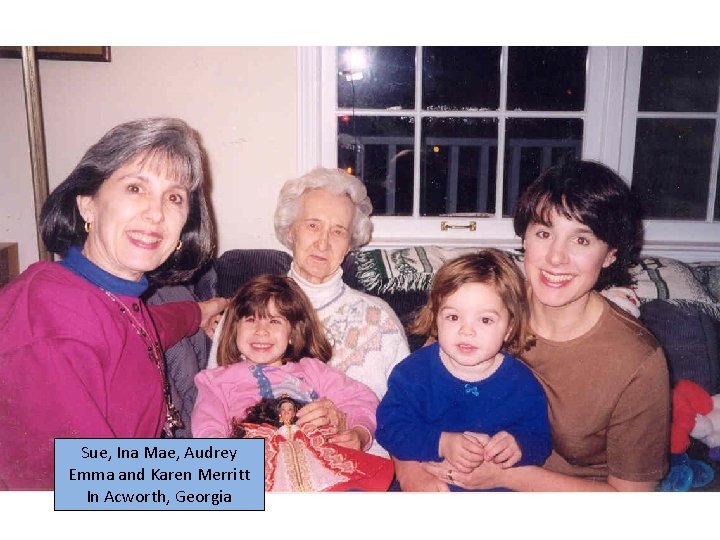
[355,246,720,321]
[355,246,525,294]
[633,257,720,321]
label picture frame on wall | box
[0,46,110,62]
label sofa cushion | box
[632,257,716,303]
[689,262,720,303]
[640,299,720,395]
[214,249,292,297]
[194,264,217,302]
[211,249,361,299]
[632,258,720,323]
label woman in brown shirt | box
[397,160,669,492]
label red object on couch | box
[671,379,714,454]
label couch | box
[151,246,720,490]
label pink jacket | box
[192,357,379,449]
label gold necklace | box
[103,289,183,436]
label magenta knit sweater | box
[0,262,200,490]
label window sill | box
[363,217,720,263]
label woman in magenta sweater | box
[0,118,226,490]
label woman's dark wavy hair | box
[39,117,214,284]
[513,160,644,290]
[217,274,333,367]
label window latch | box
[440,221,477,232]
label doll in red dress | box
[232,396,393,492]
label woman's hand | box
[198,298,227,338]
[296,399,347,432]
[423,458,505,490]
[438,432,486,473]
[395,459,450,492]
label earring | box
[84,221,92,233]
[175,240,183,251]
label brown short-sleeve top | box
[522,293,670,482]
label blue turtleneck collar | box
[59,245,148,297]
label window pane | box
[422,46,501,111]
[503,118,583,216]
[337,47,415,110]
[632,119,714,219]
[639,47,720,112]
[420,117,498,216]
[337,115,414,216]
[507,47,587,111]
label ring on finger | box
[447,469,454,483]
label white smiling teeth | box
[127,232,160,244]
[541,270,573,283]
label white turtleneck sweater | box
[206,264,410,456]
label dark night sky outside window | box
[422,47,501,110]
[507,47,587,111]
[639,47,720,112]
[632,118,715,219]
[337,46,586,218]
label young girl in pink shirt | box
[191,274,379,452]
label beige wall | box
[0,56,36,272]
[0,46,297,272]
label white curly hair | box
[274,167,373,250]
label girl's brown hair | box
[409,249,534,356]
[216,274,332,367]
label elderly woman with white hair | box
[207,168,409,455]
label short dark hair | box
[39,117,214,284]
[513,160,643,290]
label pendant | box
[163,402,184,437]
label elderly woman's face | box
[76,155,190,282]
[290,189,354,284]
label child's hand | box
[438,432,485,473]
[329,426,370,451]
[482,431,522,468]
[296,399,347,433]
[463,431,491,446]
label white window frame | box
[298,46,720,262]
[618,47,720,261]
